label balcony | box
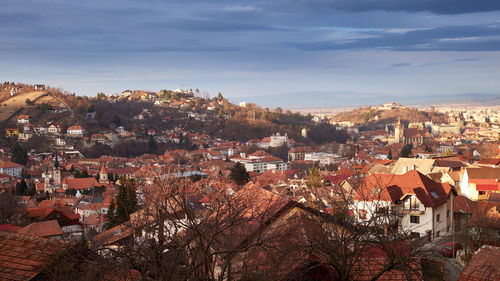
[404,208,425,215]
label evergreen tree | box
[106,180,138,229]
[105,200,117,229]
[229,162,250,185]
[15,181,26,195]
[148,135,157,154]
[12,144,28,165]
[388,149,393,160]
[400,144,413,158]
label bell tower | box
[394,118,403,143]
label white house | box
[459,167,500,201]
[48,124,62,134]
[0,161,23,178]
[17,115,31,124]
[67,126,85,137]
[55,138,67,146]
[353,170,454,240]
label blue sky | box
[1,0,500,103]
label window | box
[410,216,420,224]
[410,232,420,238]
[409,197,419,210]
[430,192,439,199]
[436,214,440,222]
[359,209,367,220]
[478,191,486,195]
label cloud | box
[142,19,290,32]
[301,0,500,15]
[284,24,500,51]
[224,5,260,12]
[390,62,412,67]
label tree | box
[148,135,157,154]
[105,179,137,229]
[96,92,106,100]
[229,162,250,185]
[12,144,28,165]
[400,144,413,158]
[387,149,393,160]
[15,180,28,195]
[444,148,453,157]
[425,145,433,153]
[25,98,34,105]
[0,192,20,224]
[306,166,322,188]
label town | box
[0,83,498,281]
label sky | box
[1,0,500,104]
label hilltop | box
[332,103,446,125]
[0,83,349,157]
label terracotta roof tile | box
[0,232,72,280]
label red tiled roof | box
[0,232,72,280]
[458,246,500,281]
[0,161,22,169]
[17,220,63,237]
[357,170,450,207]
[65,177,99,190]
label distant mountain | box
[231,92,500,109]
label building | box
[67,126,85,137]
[48,124,62,134]
[288,146,311,161]
[17,115,31,124]
[0,161,23,178]
[34,84,46,90]
[392,119,430,145]
[231,151,289,173]
[459,167,500,201]
[354,170,454,239]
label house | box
[354,170,454,239]
[17,220,64,239]
[0,161,23,178]
[5,128,19,136]
[34,84,45,90]
[17,115,31,124]
[18,132,33,141]
[55,138,66,146]
[288,146,312,161]
[62,177,100,191]
[48,124,62,134]
[0,232,73,280]
[459,167,500,201]
[67,125,85,137]
[90,133,107,144]
[391,158,450,175]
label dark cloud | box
[391,62,412,67]
[284,24,500,51]
[303,0,500,15]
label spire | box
[99,164,108,174]
[54,152,59,169]
[397,118,401,126]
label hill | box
[0,83,350,157]
[333,106,446,125]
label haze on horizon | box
[1,0,500,103]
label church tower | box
[99,164,109,184]
[53,153,61,187]
[394,118,404,143]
